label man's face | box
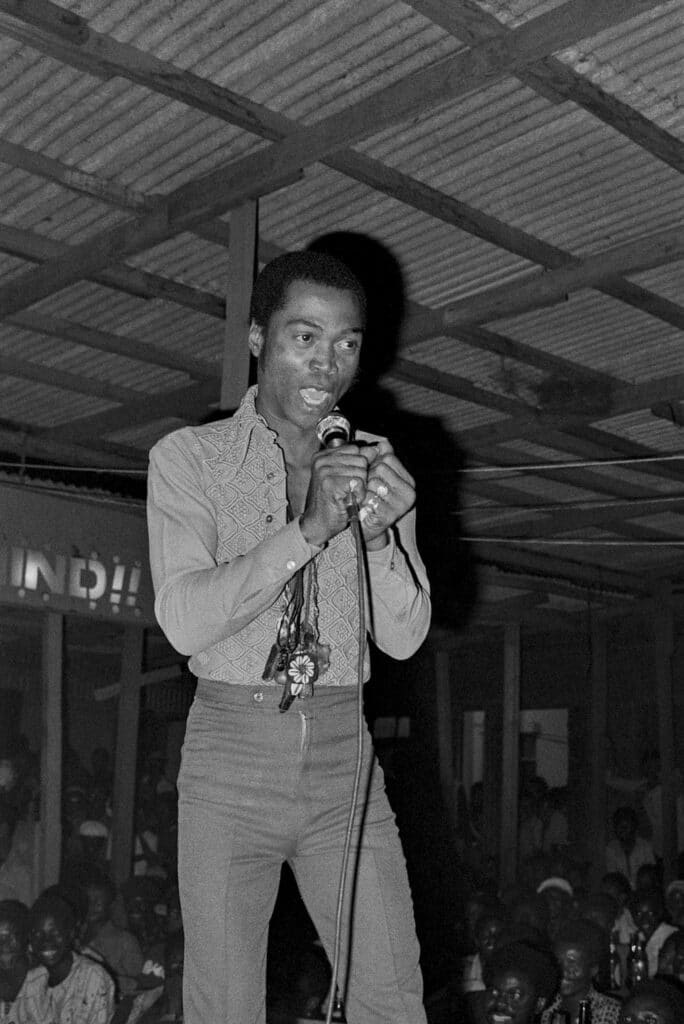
[0,916,23,972]
[666,887,684,927]
[85,885,110,926]
[30,913,72,970]
[555,941,593,999]
[485,969,540,1024]
[633,898,660,941]
[249,281,363,435]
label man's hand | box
[299,443,371,548]
[357,440,416,548]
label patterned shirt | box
[48,953,114,1024]
[541,986,621,1024]
[0,966,53,1024]
[147,386,431,684]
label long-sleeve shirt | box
[48,954,115,1024]
[147,387,431,684]
[0,967,53,1024]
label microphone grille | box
[316,410,351,448]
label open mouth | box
[300,387,331,407]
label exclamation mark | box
[110,563,125,612]
[125,565,141,607]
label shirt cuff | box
[364,528,397,572]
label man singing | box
[147,250,431,1024]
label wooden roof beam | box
[2,8,679,335]
[0,223,224,319]
[406,0,684,174]
[8,311,217,381]
[0,0,662,317]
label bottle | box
[627,931,649,987]
[577,999,592,1024]
[608,929,622,992]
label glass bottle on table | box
[577,998,592,1024]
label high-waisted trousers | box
[177,679,427,1024]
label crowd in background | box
[2,735,684,1022]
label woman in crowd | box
[542,919,621,1024]
[0,898,52,1023]
[29,892,115,1023]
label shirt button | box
[253,691,264,703]
[266,514,273,523]
[286,560,296,571]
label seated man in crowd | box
[601,873,636,945]
[664,880,684,930]
[542,919,621,1024]
[631,889,678,978]
[78,867,144,1000]
[0,898,52,1022]
[482,940,559,1024]
[461,901,509,994]
[605,809,655,890]
[29,891,115,1022]
[656,928,683,982]
[620,978,684,1023]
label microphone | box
[316,410,351,449]
[316,411,359,519]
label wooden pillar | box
[110,626,144,887]
[39,612,64,892]
[434,648,454,825]
[500,623,521,889]
[654,581,677,885]
[221,200,258,410]
[588,617,608,888]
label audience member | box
[0,802,32,905]
[619,978,684,1023]
[656,928,684,982]
[601,873,637,945]
[640,751,684,861]
[137,931,184,1023]
[78,868,144,999]
[605,808,656,889]
[0,898,51,1022]
[542,919,621,1023]
[29,891,115,1022]
[541,788,569,856]
[536,877,574,941]
[631,890,678,978]
[482,940,558,1024]
[461,902,509,995]
[664,880,684,929]
[509,894,551,948]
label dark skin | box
[248,280,416,552]
[30,911,74,986]
[0,915,28,1004]
[554,941,595,1023]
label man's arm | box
[358,441,431,659]
[147,431,320,655]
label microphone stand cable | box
[324,503,366,1024]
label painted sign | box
[0,480,154,622]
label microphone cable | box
[324,498,367,1024]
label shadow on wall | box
[307,231,479,630]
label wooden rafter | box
[0,0,664,318]
[406,0,684,174]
